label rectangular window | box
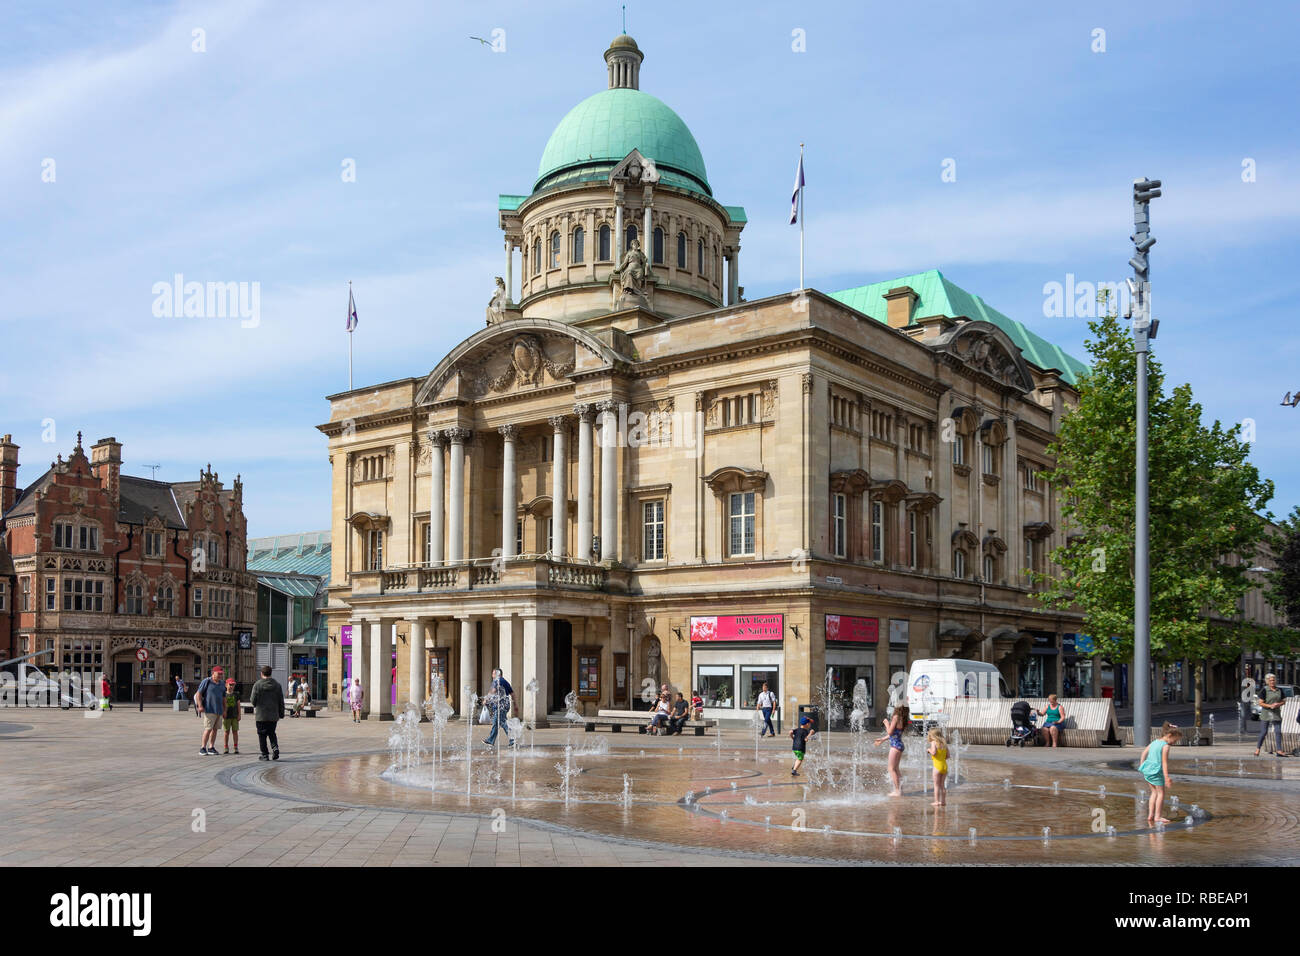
[871,500,884,563]
[696,664,735,709]
[546,517,553,554]
[832,493,846,558]
[79,526,98,551]
[908,511,917,569]
[47,577,57,611]
[740,667,779,709]
[515,519,523,556]
[0,580,6,612]
[642,500,665,561]
[953,550,967,578]
[983,554,994,582]
[982,442,995,474]
[421,523,431,565]
[54,523,73,549]
[952,437,965,466]
[1024,466,1038,491]
[367,531,384,571]
[193,587,203,618]
[21,576,31,612]
[145,532,162,557]
[1025,538,1035,574]
[208,540,218,566]
[729,492,755,556]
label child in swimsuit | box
[873,705,910,796]
[1138,722,1182,825]
[927,727,949,807]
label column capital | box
[427,427,449,446]
[547,415,569,432]
[573,403,594,423]
[595,399,619,416]
[498,423,519,441]
[445,427,472,444]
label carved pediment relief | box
[417,321,625,407]
[933,322,1035,392]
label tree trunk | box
[1194,660,1203,730]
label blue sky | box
[2,0,1297,536]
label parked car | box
[1249,683,1296,719]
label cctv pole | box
[1130,177,1161,748]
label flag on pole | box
[346,285,358,331]
[789,151,805,225]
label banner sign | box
[690,614,784,642]
[825,614,878,643]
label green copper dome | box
[534,88,711,196]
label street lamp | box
[1131,176,1161,749]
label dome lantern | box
[604,34,643,90]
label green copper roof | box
[535,88,710,196]
[723,205,747,224]
[498,194,526,211]
[830,270,1090,386]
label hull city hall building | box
[319,35,1090,725]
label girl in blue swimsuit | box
[874,705,910,796]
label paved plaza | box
[3,705,1299,867]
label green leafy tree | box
[1266,506,1300,628]
[1034,311,1274,726]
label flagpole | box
[798,143,805,290]
[348,280,354,390]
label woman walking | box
[873,705,910,796]
[1254,673,1286,757]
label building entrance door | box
[115,661,134,702]
[551,620,572,712]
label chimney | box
[0,434,18,516]
[883,286,919,329]
[90,437,122,501]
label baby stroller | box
[1007,700,1039,747]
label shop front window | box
[1018,656,1045,698]
[740,667,779,708]
[828,665,873,713]
[696,664,734,709]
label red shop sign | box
[690,614,784,642]
[825,614,879,643]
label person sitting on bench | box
[668,692,690,735]
[647,692,671,735]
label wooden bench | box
[587,709,718,736]
[944,698,1123,747]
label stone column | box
[643,195,653,275]
[499,424,518,558]
[352,617,371,718]
[729,246,740,304]
[549,416,568,557]
[407,617,426,715]
[370,619,394,721]
[614,194,624,263]
[504,240,513,304]
[575,405,594,561]
[447,427,468,563]
[498,615,517,709]
[428,429,445,566]
[522,615,549,727]
[598,401,618,562]
[458,617,477,716]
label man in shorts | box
[193,666,226,755]
[221,677,241,754]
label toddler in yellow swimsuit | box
[927,728,949,807]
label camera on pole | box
[1130,178,1161,339]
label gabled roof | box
[118,476,185,529]
[247,531,331,578]
[3,467,54,519]
[829,269,1089,386]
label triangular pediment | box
[608,149,660,186]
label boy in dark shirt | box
[790,716,815,776]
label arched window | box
[653,227,664,264]
[983,553,994,582]
[572,226,584,264]
[549,231,560,269]
[598,224,611,261]
[697,238,705,276]
[953,549,968,579]
[626,224,638,250]
[677,232,687,269]
[532,238,541,275]
[125,581,143,615]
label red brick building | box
[0,432,257,699]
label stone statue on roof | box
[486,276,508,325]
[609,238,648,308]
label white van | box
[906,659,1009,722]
